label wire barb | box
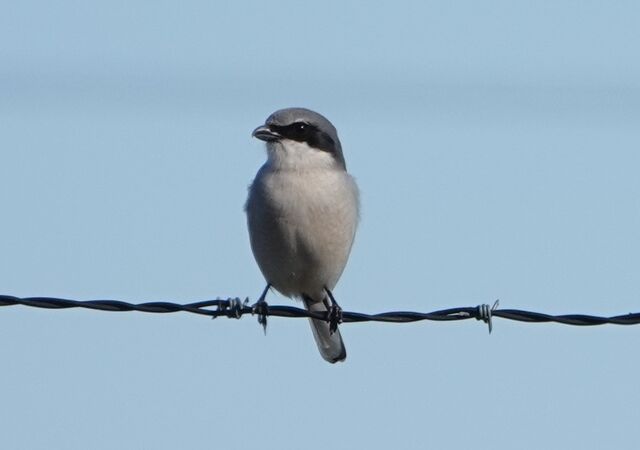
[210,297,249,319]
[476,299,500,333]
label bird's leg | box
[323,287,343,335]
[252,283,271,334]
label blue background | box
[1,1,639,449]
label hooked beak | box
[252,125,281,142]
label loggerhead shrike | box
[245,107,359,363]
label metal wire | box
[1,295,639,330]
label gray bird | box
[245,107,359,363]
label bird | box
[245,107,359,363]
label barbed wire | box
[1,295,639,333]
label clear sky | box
[1,1,639,449]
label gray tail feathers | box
[303,298,346,363]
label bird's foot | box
[323,287,343,335]
[253,300,269,334]
[252,284,271,334]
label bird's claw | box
[326,303,343,335]
[252,299,269,334]
[323,287,343,335]
[251,284,271,334]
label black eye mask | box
[269,122,337,156]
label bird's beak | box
[252,125,281,142]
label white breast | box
[246,139,359,301]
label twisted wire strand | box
[1,295,639,327]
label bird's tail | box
[303,297,346,363]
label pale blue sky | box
[1,1,639,449]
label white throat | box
[265,139,339,172]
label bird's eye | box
[275,121,312,141]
